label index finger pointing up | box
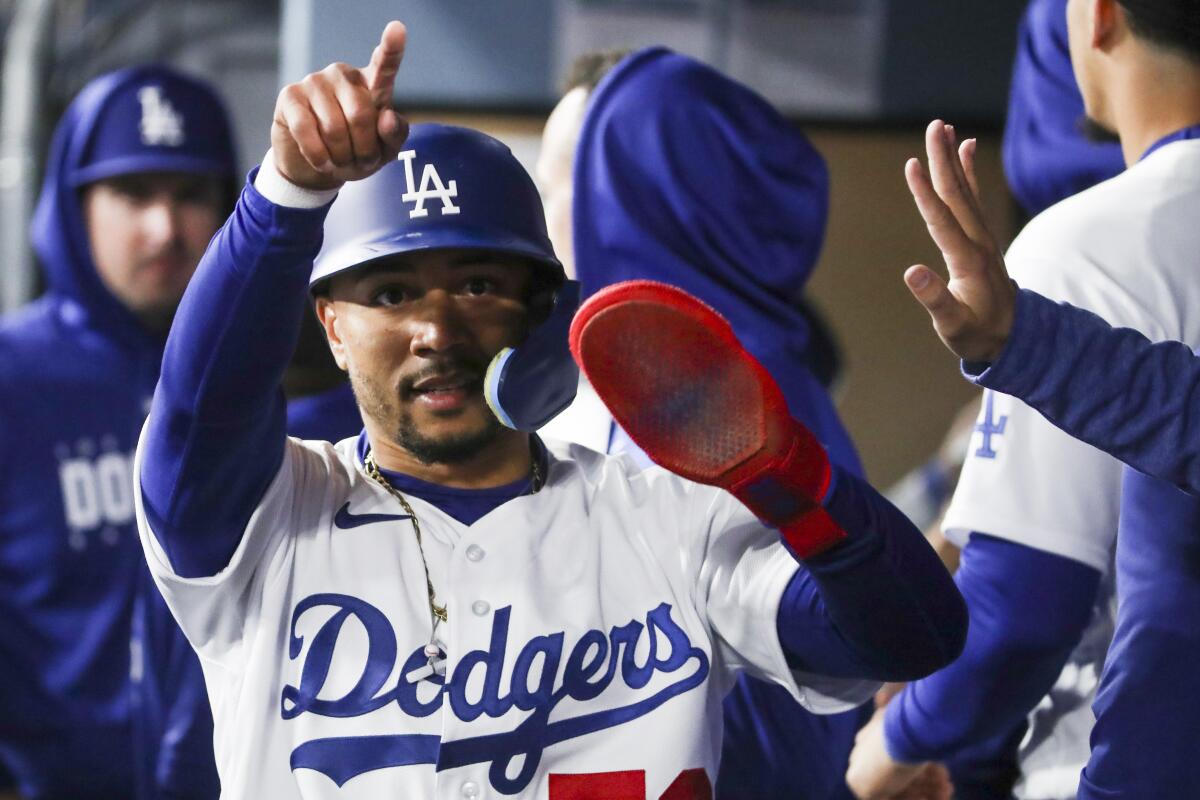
[363,21,407,104]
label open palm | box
[904,120,1017,364]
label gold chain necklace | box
[361,447,544,627]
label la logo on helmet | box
[137,86,184,147]
[398,149,460,219]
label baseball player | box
[908,118,1200,799]
[0,66,233,797]
[848,2,1200,798]
[873,3,1128,797]
[536,48,879,800]
[133,22,966,798]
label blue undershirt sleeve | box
[883,533,1100,763]
[139,171,331,578]
[968,287,1200,495]
[775,464,968,682]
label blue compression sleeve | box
[884,533,1100,762]
[968,287,1200,495]
[776,465,968,682]
[139,172,330,577]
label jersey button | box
[461,780,480,798]
[471,600,491,616]
[465,544,485,562]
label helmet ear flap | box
[485,280,581,431]
[526,265,564,325]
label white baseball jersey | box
[944,139,1200,799]
[134,435,876,799]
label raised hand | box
[904,120,1017,364]
[270,20,410,191]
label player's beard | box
[348,357,504,465]
[1078,115,1119,144]
[394,407,504,465]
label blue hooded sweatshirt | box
[1003,0,1124,217]
[0,65,233,799]
[572,47,868,800]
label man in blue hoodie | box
[535,48,945,800]
[0,65,235,799]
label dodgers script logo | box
[282,594,709,793]
[137,86,184,147]
[398,149,460,219]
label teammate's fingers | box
[905,157,975,262]
[960,139,982,204]
[943,125,992,243]
[905,265,966,329]
[302,72,355,168]
[364,21,407,104]
[943,126,973,201]
[277,89,332,173]
[327,64,382,168]
[926,121,991,245]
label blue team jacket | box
[0,72,220,799]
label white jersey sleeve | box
[943,388,1120,572]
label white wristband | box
[253,149,340,209]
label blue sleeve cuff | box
[239,165,334,248]
[961,287,1048,397]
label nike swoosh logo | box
[334,502,412,530]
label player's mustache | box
[398,358,487,399]
[136,241,189,269]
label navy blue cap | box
[69,64,237,187]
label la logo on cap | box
[137,85,184,147]
[398,149,460,219]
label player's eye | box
[372,285,412,307]
[463,277,498,297]
[174,177,223,207]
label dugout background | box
[0,0,1025,486]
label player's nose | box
[407,289,469,356]
[140,197,182,247]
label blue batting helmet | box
[310,123,562,288]
[311,123,579,433]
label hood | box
[572,48,828,388]
[1002,0,1124,217]
[30,64,238,346]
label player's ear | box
[1092,0,1118,49]
[313,296,349,371]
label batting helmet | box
[312,123,579,432]
[311,123,562,287]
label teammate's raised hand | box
[270,21,409,191]
[904,120,1017,364]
